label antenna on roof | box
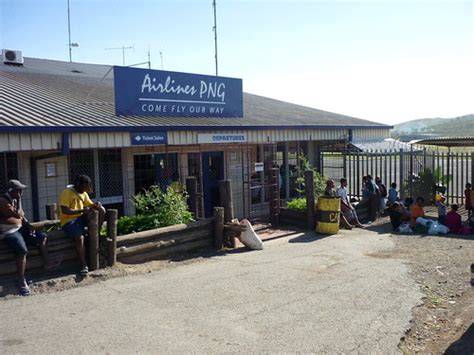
[104,44,134,66]
[160,51,164,70]
[67,0,79,62]
[212,0,218,76]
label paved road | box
[0,228,422,354]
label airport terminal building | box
[0,52,391,221]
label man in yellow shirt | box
[59,175,104,275]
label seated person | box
[389,201,410,231]
[322,179,353,229]
[435,194,447,225]
[336,178,364,228]
[446,204,463,234]
[410,197,425,227]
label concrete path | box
[0,227,422,354]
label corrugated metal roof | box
[350,138,419,152]
[0,57,391,133]
[413,137,474,147]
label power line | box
[104,45,134,66]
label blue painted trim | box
[0,124,392,134]
[62,132,70,155]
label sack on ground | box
[239,219,263,250]
[397,222,413,234]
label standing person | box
[59,175,105,275]
[0,180,58,296]
[464,183,472,218]
[375,177,387,212]
[336,178,364,228]
[387,182,398,206]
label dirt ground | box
[1,219,473,354]
[367,216,474,354]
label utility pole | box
[104,45,134,66]
[213,0,218,76]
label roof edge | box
[0,124,393,134]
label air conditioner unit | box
[2,49,24,65]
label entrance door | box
[202,151,224,218]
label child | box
[446,204,463,234]
[410,197,425,227]
[435,194,447,225]
[465,183,472,218]
[387,182,398,206]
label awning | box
[349,138,420,152]
[412,137,474,148]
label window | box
[134,153,179,193]
[69,149,123,200]
[98,149,123,197]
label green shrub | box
[287,197,307,212]
[115,183,193,235]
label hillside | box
[393,114,474,141]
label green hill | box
[393,114,474,141]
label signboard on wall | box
[114,66,243,118]
[197,133,247,144]
[130,132,168,145]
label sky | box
[0,0,473,125]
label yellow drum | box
[316,197,341,234]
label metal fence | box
[322,149,474,205]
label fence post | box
[399,149,404,199]
[269,167,280,226]
[45,203,57,220]
[87,209,99,271]
[305,170,315,229]
[106,209,118,267]
[213,206,224,249]
[185,176,198,219]
[218,180,234,223]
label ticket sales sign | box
[114,66,243,118]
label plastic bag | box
[428,222,449,235]
[239,219,263,250]
[398,222,413,234]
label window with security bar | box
[0,153,18,194]
[69,149,123,200]
[134,153,179,194]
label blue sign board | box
[130,132,168,145]
[114,66,243,118]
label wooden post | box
[106,209,118,267]
[218,180,234,223]
[305,170,315,229]
[87,209,99,271]
[186,177,198,219]
[213,207,224,249]
[45,203,57,220]
[269,167,280,226]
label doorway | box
[202,151,224,218]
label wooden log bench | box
[116,218,215,264]
[0,209,118,278]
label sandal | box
[79,266,89,276]
[18,282,31,296]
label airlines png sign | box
[114,66,243,118]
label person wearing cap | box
[0,180,58,296]
[435,194,447,226]
[59,174,105,276]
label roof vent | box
[2,49,24,65]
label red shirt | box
[446,210,463,233]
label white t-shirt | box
[336,186,349,205]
